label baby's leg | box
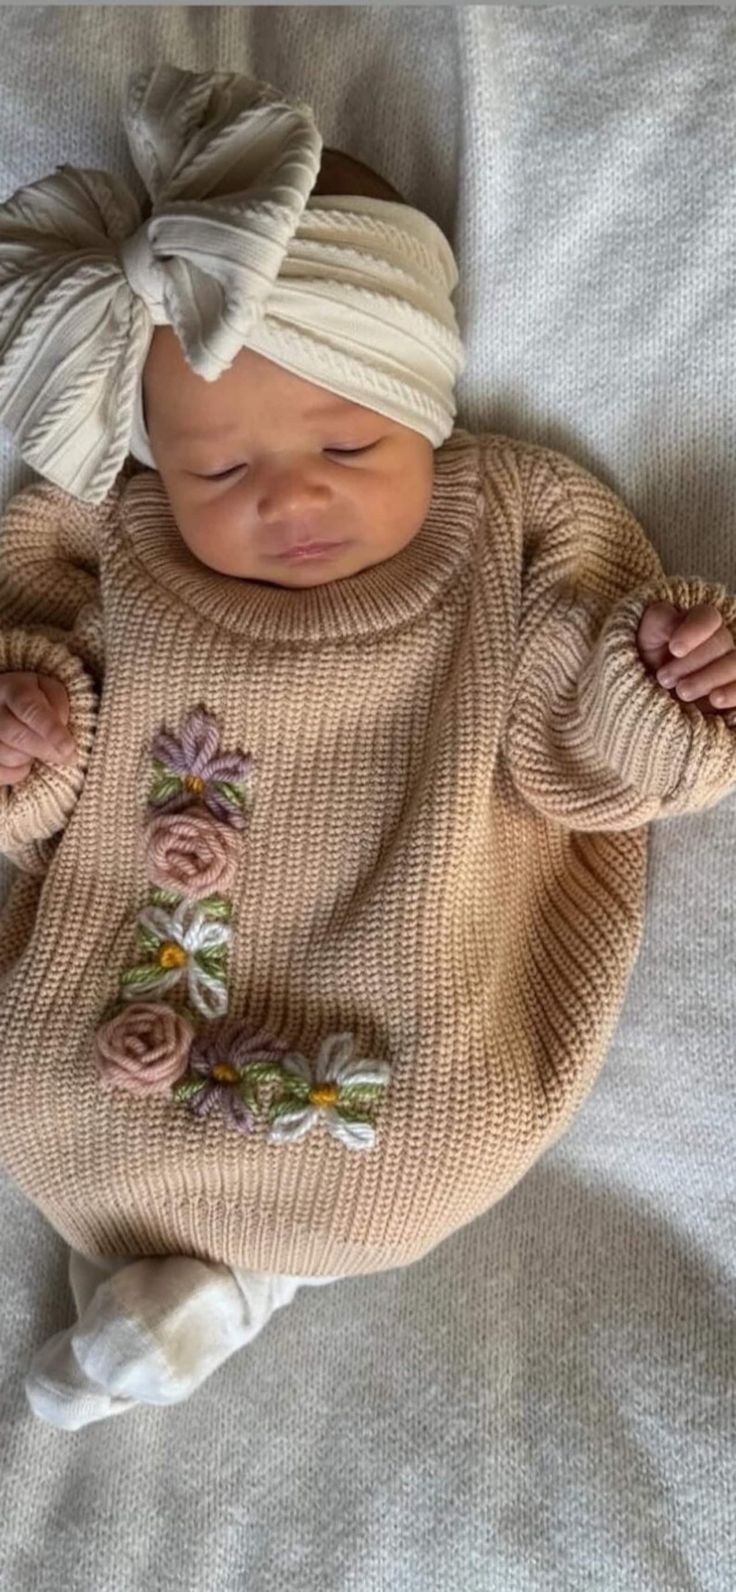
[24,1250,139,1429]
[236,1268,342,1313]
[68,1247,131,1313]
[24,1248,337,1431]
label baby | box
[0,143,432,775]
[1,69,736,1433]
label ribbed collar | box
[115,427,483,647]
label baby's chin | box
[196,543,376,586]
[254,559,362,588]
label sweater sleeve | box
[0,475,117,852]
[500,445,736,831]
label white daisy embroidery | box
[119,898,233,1020]
[267,1032,391,1150]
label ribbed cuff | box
[0,627,98,848]
[577,574,736,809]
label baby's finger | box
[36,674,72,727]
[657,626,734,687]
[0,699,76,765]
[667,603,723,657]
[671,654,736,701]
[0,741,37,768]
[0,756,34,785]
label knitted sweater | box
[1,427,735,1276]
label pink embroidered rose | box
[144,808,239,901]
[95,1001,194,1096]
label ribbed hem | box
[44,1198,435,1278]
[0,627,99,848]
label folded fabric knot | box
[117,225,167,319]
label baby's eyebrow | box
[168,397,362,445]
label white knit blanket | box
[1,9,734,1590]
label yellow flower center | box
[159,941,188,968]
[183,773,205,795]
[212,1062,239,1085]
[309,1083,339,1108]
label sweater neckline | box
[116,428,482,646]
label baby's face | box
[142,328,435,587]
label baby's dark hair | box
[312,147,407,205]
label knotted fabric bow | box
[0,63,466,504]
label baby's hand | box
[0,672,77,786]
[636,601,736,716]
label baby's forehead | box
[144,332,368,425]
[142,369,383,459]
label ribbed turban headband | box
[0,62,467,505]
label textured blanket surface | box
[0,7,734,1590]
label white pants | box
[24,1247,340,1431]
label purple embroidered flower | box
[148,705,254,830]
[172,1017,291,1134]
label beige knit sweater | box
[1,427,735,1275]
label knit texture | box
[1,426,735,1274]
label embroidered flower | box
[144,808,240,901]
[96,704,396,1155]
[120,898,233,1019]
[95,1001,194,1096]
[172,1017,291,1133]
[267,1032,391,1150]
[148,705,254,830]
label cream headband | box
[0,62,466,505]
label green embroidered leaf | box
[237,1076,259,1113]
[147,886,232,921]
[120,964,172,990]
[197,895,233,921]
[272,1077,312,1105]
[195,945,228,978]
[334,1104,375,1125]
[214,781,247,808]
[243,1059,291,1088]
[149,773,183,801]
[338,1082,387,1103]
[172,1075,207,1103]
[148,885,184,909]
[269,1097,309,1122]
[136,924,163,953]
